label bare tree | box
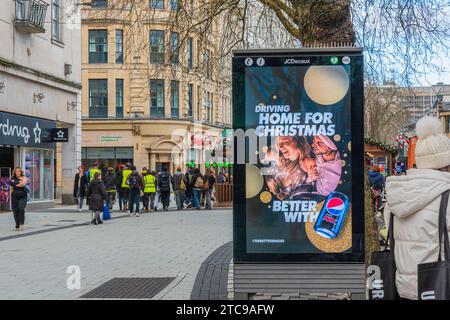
[365,82,412,143]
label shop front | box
[81,147,134,172]
[0,111,56,210]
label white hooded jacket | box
[384,169,450,300]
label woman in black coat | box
[86,171,107,225]
[10,167,28,231]
[73,166,88,212]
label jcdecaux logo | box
[284,58,310,65]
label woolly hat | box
[414,116,450,169]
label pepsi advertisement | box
[233,49,365,263]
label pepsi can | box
[314,192,350,239]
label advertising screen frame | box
[232,48,365,263]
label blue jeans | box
[184,189,192,205]
[128,189,140,214]
[192,188,201,209]
[175,190,185,210]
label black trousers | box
[142,193,156,210]
[12,195,27,229]
[122,188,129,208]
[160,191,170,209]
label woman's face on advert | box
[278,137,301,162]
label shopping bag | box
[102,202,111,220]
[418,190,450,300]
[369,212,400,300]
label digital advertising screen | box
[233,49,365,263]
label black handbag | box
[418,190,450,300]
[369,212,400,300]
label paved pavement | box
[0,204,232,300]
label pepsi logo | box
[326,197,346,216]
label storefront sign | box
[42,128,69,143]
[232,49,365,263]
[0,111,55,148]
[51,128,69,142]
[99,135,123,143]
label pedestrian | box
[384,116,450,300]
[143,170,157,212]
[218,170,226,184]
[191,168,204,210]
[203,168,216,210]
[9,167,28,231]
[121,163,133,211]
[184,167,193,208]
[103,167,116,211]
[158,167,172,211]
[88,162,101,182]
[73,166,88,212]
[154,172,161,211]
[172,167,187,210]
[126,165,144,217]
[115,166,123,211]
[86,171,107,225]
[368,165,385,211]
[141,167,148,210]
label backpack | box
[194,176,204,189]
[159,174,171,191]
[180,178,186,191]
[203,176,210,191]
[127,174,140,190]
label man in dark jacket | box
[158,167,172,211]
[184,167,194,208]
[204,168,216,210]
[87,171,107,225]
[368,165,385,211]
[73,166,88,212]
[103,167,116,211]
[368,165,385,190]
[127,165,144,217]
[172,167,187,210]
[115,166,123,211]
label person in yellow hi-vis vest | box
[143,170,156,212]
[89,163,101,182]
[121,163,133,211]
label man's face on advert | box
[311,136,331,156]
[278,137,301,161]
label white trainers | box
[136,213,140,217]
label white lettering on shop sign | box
[0,118,31,144]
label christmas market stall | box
[364,137,399,177]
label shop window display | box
[23,149,54,202]
[0,175,10,209]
